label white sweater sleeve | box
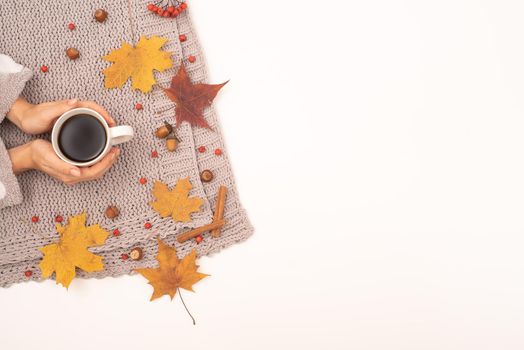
[0,54,25,74]
[0,54,32,207]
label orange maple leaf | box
[149,178,203,222]
[102,35,172,93]
[135,238,208,301]
[39,213,109,289]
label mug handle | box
[109,125,134,146]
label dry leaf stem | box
[178,288,196,325]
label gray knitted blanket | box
[0,0,252,287]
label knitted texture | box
[0,0,253,287]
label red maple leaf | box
[164,63,227,130]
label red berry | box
[40,65,48,73]
[113,229,120,237]
[157,9,164,16]
[214,148,223,156]
[180,2,188,10]
[55,215,63,223]
[139,177,147,185]
[68,23,75,30]
[151,5,158,11]
[197,146,206,153]
[179,34,187,42]
[31,216,39,223]
[195,235,203,244]
[188,55,196,63]
[144,222,152,229]
[121,253,129,260]
[172,10,179,17]
[24,270,32,278]
[162,11,170,17]
[147,4,155,11]
[151,150,158,158]
[135,103,143,110]
[167,6,175,13]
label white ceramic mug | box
[51,107,134,167]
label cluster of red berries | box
[147,1,187,18]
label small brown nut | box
[105,205,120,219]
[155,122,173,139]
[66,47,79,60]
[94,9,108,23]
[200,170,214,183]
[166,134,179,152]
[130,247,144,261]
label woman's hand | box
[7,98,116,134]
[8,139,120,185]
[6,98,119,185]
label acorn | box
[155,122,172,139]
[130,247,144,261]
[66,47,80,60]
[94,9,108,22]
[105,205,120,219]
[166,134,179,152]
[200,169,214,183]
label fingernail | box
[70,168,81,177]
[68,99,78,106]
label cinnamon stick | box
[176,219,226,243]
[211,186,228,238]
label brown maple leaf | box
[135,238,209,301]
[163,63,227,130]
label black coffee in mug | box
[57,114,107,163]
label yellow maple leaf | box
[102,35,173,93]
[149,178,203,222]
[135,238,209,301]
[38,213,109,289]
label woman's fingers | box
[79,148,120,180]
[42,150,82,183]
[23,99,80,134]
[30,140,119,185]
[77,100,116,126]
[42,99,79,119]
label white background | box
[2,0,524,349]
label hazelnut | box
[130,247,144,261]
[166,134,179,152]
[105,205,120,219]
[94,9,108,23]
[200,170,214,183]
[155,122,173,139]
[66,47,79,60]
